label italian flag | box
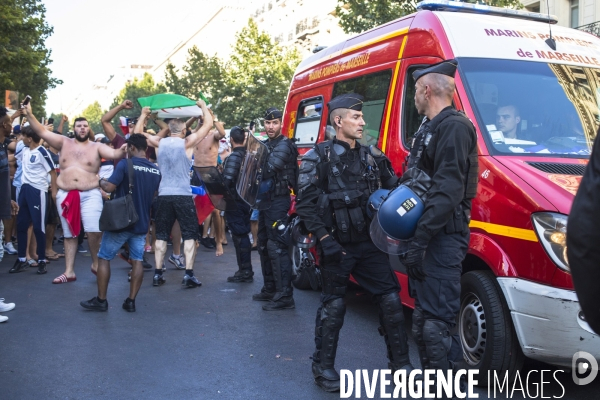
[138,93,210,119]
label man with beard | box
[252,108,298,311]
[22,101,127,284]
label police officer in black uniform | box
[252,108,299,311]
[222,126,254,283]
[402,60,478,375]
[295,93,415,392]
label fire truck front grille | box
[527,162,587,176]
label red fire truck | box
[283,0,600,382]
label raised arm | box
[22,102,65,150]
[213,120,226,141]
[136,107,163,148]
[57,114,67,134]
[101,100,133,140]
[98,141,127,161]
[185,100,213,149]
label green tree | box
[164,47,225,102]
[109,73,166,132]
[217,19,301,126]
[0,0,62,116]
[336,0,522,34]
[79,101,104,134]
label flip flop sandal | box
[52,274,76,284]
[26,259,38,267]
[47,254,61,261]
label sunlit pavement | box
[1,239,598,399]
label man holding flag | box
[135,100,213,288]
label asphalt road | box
[1,238,599,399]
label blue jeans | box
[98,230,146,261]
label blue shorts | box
[98,230,146,261]
[250,209,259,221]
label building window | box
[570,0,579,28]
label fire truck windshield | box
[460,58,599,157]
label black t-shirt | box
[108,157,161,234]
[0,137,12,219]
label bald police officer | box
[402,60,478,375]
[295,93,415,392]
[252,108,299,311]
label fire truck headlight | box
[532,212,569,272]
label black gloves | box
[320,236,345,264]
[402,239,428,281]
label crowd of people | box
[1,60,479,394]
[0,98,260,316]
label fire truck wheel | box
[290,245,313,290]
[459,270,524,386]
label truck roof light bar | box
[416,0,558,25]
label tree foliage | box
[164,19,301,127]
[79,101,104,134]
[0,0,61,116]
[108,73,166,132]
[336,0,522,34]
[164,48,225,103]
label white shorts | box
[56,188,102,237]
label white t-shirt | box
[16,145,54,192]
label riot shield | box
[236,134,270,209]
[192,166,237,211]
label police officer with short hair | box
[295,93,415,392]
[222,126,254,283]
[402,60,478,374]
[252,108,299,311]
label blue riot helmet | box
[370,185,425,255]
[366,189,391,219]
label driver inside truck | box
[496,104,521,139]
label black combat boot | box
[312,299,346,392]
[227,263,254,283]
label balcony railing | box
[576,21,600,38]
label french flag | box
[119,116,129,135]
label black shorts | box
[45,194,60,225]
[155,195,199,241]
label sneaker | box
[0,299,15,312]
[209,237,217,247]
[36,260,47,275]
[80,297,108,311]
[3,242,17,255]
[77,244,87,253]
[142,255,153,269]
[182,274,202,288]
[122,298,136,312]
[0,315,7,323]
[153,273,166,286]
[168,254,185,270]
[9,259,28,273]
[199,236,215,249]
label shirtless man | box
[22,101,127,284]
[138,101,213,288]
[194,113,226,256]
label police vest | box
[264,135,299,197]
[313,140,383,244]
